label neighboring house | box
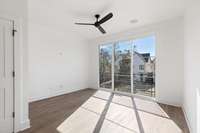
[113,51,155,83]
[114,50,131,75]
[133,52,155,82]
[146,56,156,83]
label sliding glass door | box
[99,44,113,89]
[99,35,156,97]
[132,36,156,97]
[114,41,132,93]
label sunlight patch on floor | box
[134,97,169,118]
[93,90,111,100]
[138,110,182,133]
[105,103,140,132]
[100,119,136,133]
[82,97,107,114]
[57,108,100,133]
[112,94,133,108]
[57,90,183,133]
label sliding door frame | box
[131,41,134,94]
[111,44,115,91]
[0,14,27,132]
[98,33,156,101]
[98,43,113,90]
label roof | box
[141,53,150,62]
[134,52,150,62]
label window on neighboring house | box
[139,65,144,70]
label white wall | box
[0,0,29,132]
[28,22,89,102]
[183,1,200,132]
[88,17,184,106]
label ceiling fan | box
[75,12,113,34]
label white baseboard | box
[154,98,182,107]
[29,88,86,103]
[182,106,192,133]
[20,119,30,131]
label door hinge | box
[12,112,15,118]
[12,29,17,36]
[12,71,15,77]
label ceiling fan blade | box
[75,23,94,25]
[98,13,113,24]
[97,26,106,34]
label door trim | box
[0,17,15,133]
[12,20,16,133]
[197,88,200,133]
[0,14,30,132]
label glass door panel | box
[114,41,132,93]
[132,36,156,97]
[99,44,113,89]
[98,35,156,98]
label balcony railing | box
[100,72,155,97]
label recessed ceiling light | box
[130,19,138,24]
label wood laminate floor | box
[19,89,189,133]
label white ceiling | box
[28,0,185,40]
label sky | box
[101,35,156,57]
[134,35,155,56]
[116,35,155,56]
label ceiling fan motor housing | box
[95,14,100,20]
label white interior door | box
[0,19,14,133]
